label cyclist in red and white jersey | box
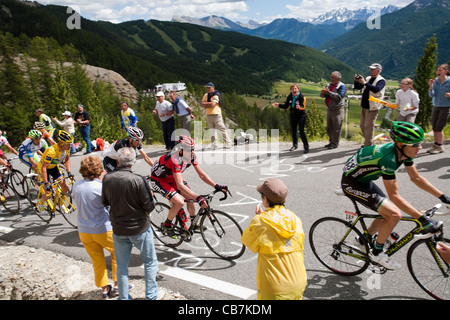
[150,135,228,237]
[0,134,18,166]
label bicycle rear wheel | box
[59,194,77,229]
[9,169,26,198]
[200,210,245,260]
[407,237,450,300]
[309,217,370,276]
[150,202,183,247]
[0,182,20,214]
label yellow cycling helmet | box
[58,130,74,143]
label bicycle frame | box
[37,176,74,213]
[344,199,447,264]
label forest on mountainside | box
[0,31,327,148]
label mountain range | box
[172,6,399,48]
[173,0,450,79]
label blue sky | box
[38,0,415,24]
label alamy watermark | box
[366,8,381,30]
[66,5,81,30]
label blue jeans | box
[113,228,158,300]
[79,125,92,153]
[70,133,76,153]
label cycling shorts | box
[39,166,63,183]
[150,177,189,200]
[19,152,41,168]
[341,173,387,212]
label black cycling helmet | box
[389,121,425,145]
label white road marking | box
[158,264,257,300]
[0,225,14,234]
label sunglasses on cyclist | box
[406,142,423,148]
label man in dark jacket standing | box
[102,147,158,300]
[320,71,347,149]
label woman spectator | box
[272,84,309,154]
[53,111,76,154]
[73,156,118,299]
[428,64,450,154]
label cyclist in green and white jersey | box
[342,121,450,269]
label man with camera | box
[354,63,386,147]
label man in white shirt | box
[153,91,175,150]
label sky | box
[37,0,415,24]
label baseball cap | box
[369,63,382,71]
[205,82,215,87]
[257,178,288,204]
[62,111,71,116]
[156,91,164,97]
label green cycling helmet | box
[29,129,43,139]
[389,121,425,145]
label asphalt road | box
[1,139,449,301]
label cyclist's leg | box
[150,178,182,222]
[180,181,195,217]
[342,176,396,244]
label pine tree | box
[414,35,438,129]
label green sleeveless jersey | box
[343,143,413,183]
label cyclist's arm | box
[41,162,50,184]
[193,164,216,189]
[47,136,56,145]
[139,149,154,167]
[173,171,198,200]
[383,178,422,218]
[5,143,18,155]
[405,164,444,199]
[64,154,71,174]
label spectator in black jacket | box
[273,83,309,153]
[102,147,159,300]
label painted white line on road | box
[0,225,14,234]
[159,264,257,300]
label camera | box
[355,75,362,80]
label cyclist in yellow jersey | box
[37,130,74,202]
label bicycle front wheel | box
[309,217,370,276]
[34,190,54,223]
[150,202,183,248]
[200,210,245,260]
[9,169,26,198]
[407,237,450,300]
[0,183,20,214]
[59,194,77,229]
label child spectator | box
[241,178,307,300]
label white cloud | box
[38,0,250,22]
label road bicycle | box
[0,164,20,214]
[149,186,245,261]
[33,176,77,228]
[309,187,450,300]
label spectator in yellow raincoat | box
[241,178,307,300]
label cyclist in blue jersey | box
[342,121,450,269]
[18,130,48,172]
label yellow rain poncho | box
[241,205,307,300]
